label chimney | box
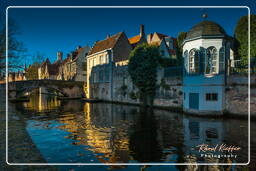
[57,51,63,61]
[140,24,145,37]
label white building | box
[182,20,233,115]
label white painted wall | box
[182,38,228,114]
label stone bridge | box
[7,80,85,99]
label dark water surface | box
[13,93,253,170]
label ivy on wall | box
[128,43,161,107]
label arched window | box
[219,47,225,73]
[183,50,188,74]
[206,47,217,74]
[189,49,199,74]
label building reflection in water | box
[21,94,250,169]
[23,88,61,111]
[183,117,224,157]
[183,116,249,169]
[57,103,186,167]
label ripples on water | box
[13,93,252,170]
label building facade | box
[182,20,233,115]
[147,32,177,59]
[57,46,90,81]
[86,32,133,99]
[38,58,61,80]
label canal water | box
[12,93,254,170]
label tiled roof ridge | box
[88,31,123,55]
[97,32,123,43]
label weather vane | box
[202,13,208,19]
[201,8,208,20]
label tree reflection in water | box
[129,107,163,162]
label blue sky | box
[0,0,254,66]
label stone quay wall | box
[94,65,255,117]
[225,74,256,117]
[111,66,183,109]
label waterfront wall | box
[111,66,183,108]
[89,65,255,117]
[225,74,256,117]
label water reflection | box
[23,89,61,111]
[19,93,250,168]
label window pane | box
[206,47,217,74]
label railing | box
[230,59,256,74]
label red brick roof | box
[88,32,123,55]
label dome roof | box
[185,21,227,41]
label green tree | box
[128,43,161,107]
[176,32,187,66]
[0,19,26,74]
[234,14,256,72]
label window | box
[219,47,225,73]
[184,50,188,73]
[105,55,109,64]
[93,72,97,83]
[206,93,218,101]
[99,55,103,64]
[99,71,103,82]
[105,70,109,82]
[206,47,217,74]
[189,49,199,74]
[82,62,86,71]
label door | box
[189,93,199,109]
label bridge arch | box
[8,80,85,100]
[16,86,68,98]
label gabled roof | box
[155,32,168,39]
[42,58,50,66]
[62,56,71,64]
[48,62,61,75]
[72,45,90,62]
[88,32,123,55]
[128,35,141,45]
